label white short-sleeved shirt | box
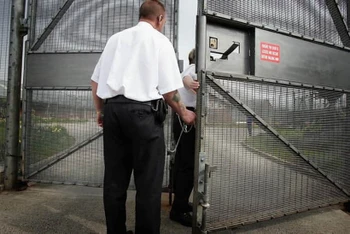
[91,22,183,101]
[178,64,197,108]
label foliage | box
[29,125,76,162]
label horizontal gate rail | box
[206,74,350,198]
[26,129,103,179]
[207,71,350,94]
[31,0,75,51]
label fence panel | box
[24,0,178,187]
[203,74,350,231]
[0,0,12,169]
[206,0,348,47]
[24,89,173,187]
[31,0,176,52]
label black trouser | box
[103,96,165,234]
[171,108,195,213]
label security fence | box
[0,0,12,167]
[206,0,349,48]
[30,0,176,52]
[202,73,349,231]
[24,89,174,187]
[23,0,179,187]
[194,0,350,233]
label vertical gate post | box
[194,0,207,232]
[5,0,26,190]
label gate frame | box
[22,0,180,186]
[193,0,350,233]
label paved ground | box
[0,184,349,234]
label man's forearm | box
[163,90,186,116]
[91,80,103,113]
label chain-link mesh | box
[203,74,350,230]
[31,0,176,52]
[206,0,348,47]
[0,0,11,167]
[24,89,173,187]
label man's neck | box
[139,19,156,29]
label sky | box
[177,0,197,68]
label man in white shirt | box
[90,1,196,233]
[170,49,199,227]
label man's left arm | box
[91,57,104,127]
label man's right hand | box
[163,90,197,125]
[181,109,196,125]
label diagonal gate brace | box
[31,0,75,51]
[325,0,350,47]
[27,129,103,179]
[206,74,350,198]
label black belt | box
[105,95,157,107]
[186,107,195,111]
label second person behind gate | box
[170,48,199,227]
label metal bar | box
[28,0,37,48]
[206,71,350,94]
[22,89,33,179]
[31,0,75,51]
[206,74,350,198]
[5,0,26,190]
[201,164,210,231]
[20,40,30,179]
[348,0,350,29]
[28,50,104,54]
[347,94,350,152]
[325,0,350,47]
[193,0,208,231]
[173,0,179,56]
[205,201,349,233]
[27,130,103,179]
[28,179,103,187]
[25,86,92,91]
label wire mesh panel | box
[24,89,173,187]
[31,0,177,52]
[0,0,11,167]
[202,75,350,231]
[24,0,178,186]
[206,0,347,47]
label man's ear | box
[158,15,163,22]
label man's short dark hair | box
[139,0,166,20]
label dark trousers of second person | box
[172,109,195,213]
[103,96,165,234]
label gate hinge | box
[20,18,29,34]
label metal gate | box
[193,0,350,233]
[22,0,179,187]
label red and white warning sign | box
[260,42,280,63]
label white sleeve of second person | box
[157,40,183,95]
[184,65,197,81]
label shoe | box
[126,231,133,234]
[170,209,192,227]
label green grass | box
[245,129,345,170]
[29,124,76,163]
[0,119,76,164]
[245,133,295,162]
